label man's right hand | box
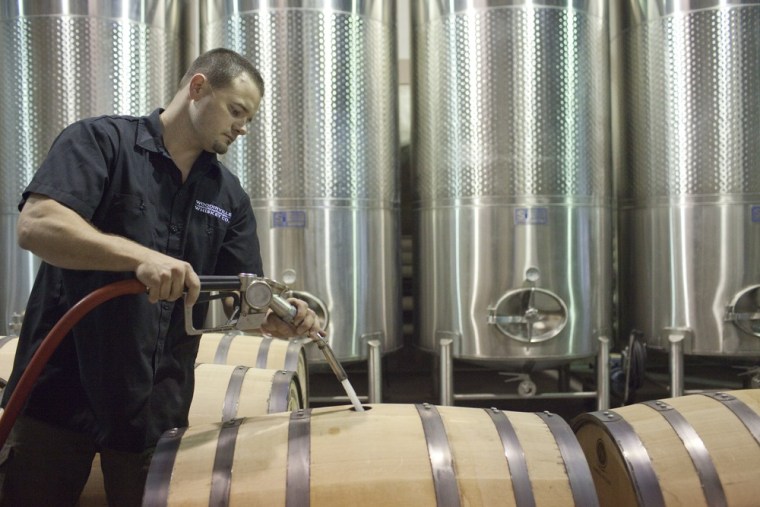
[135,255,200,306]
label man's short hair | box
[180,48,265,97]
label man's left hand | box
[261,298,323,339]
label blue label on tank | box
[514,207,548,225]
[752,206,760,223]
[272,210,307,228]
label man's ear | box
[188,73,208,99]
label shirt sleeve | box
[213,191,264,277]
[19,120,114,220]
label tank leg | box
[557,364,570,392]
[367,339,383,403]
[597,335,610,410]
[668,333,685,397]
[438,338,454,406]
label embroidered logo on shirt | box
[195,201,231,223]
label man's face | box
[193,73,262,155]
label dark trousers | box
[0,415,153,507]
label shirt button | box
[169,224,179,234]
[162,303,170,310]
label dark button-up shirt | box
[1,109,262,452]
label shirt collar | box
[136,108,167,155]
[137,108,221,177]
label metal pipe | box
[438,338,454,406]
[597,335,610,410]
[669,333,686,396]
[367,339,383,403]
[454,392,598,401]
[198,275,243,292]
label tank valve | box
[724,285,760,337]
[8,312,24,336]
[488,287,568,343]
[499,372,537,397]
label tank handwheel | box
[517,379,537,397]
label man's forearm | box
[17,194,148,272]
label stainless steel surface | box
[615,2,760,355]
[0,0,181,335]
[413,1,611,365]
[201,0,393,25]
[597,335,610,410]
[0,0,175,25]
[0,217,37,335]
[416,0,605,21]
[180,0,200,71]
[612,0,759,34]
[201,0,401,362]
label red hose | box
[0,279,146,448]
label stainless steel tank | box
[413,0,612,366]
[0,0,181,335]
[200,0,401,362]
[615,0,760,356]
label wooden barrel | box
[0,336,19,388]
[197,331,309,405]
[189,363,304,425]
[80,364,303,506]
[142,403,599,506]
[572,389,760,507]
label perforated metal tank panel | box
[0,1,181,334]
[201,0,400,362]
[615,0,760,355]
[413,0,612,365]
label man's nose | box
[233,122,247,136]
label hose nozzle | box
[269,294,347,382]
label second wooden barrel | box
[143,403,599,506]
[0,335,19,388]
[80,364,303,506]
[572,388,760,507]
[197,331,309,404]
[190,363,304,425]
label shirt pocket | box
[185,212,229,272]
[98,193,158,246]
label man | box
[0,48,320,505]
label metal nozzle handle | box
[270,294,347,382]
[269,294,297,324]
